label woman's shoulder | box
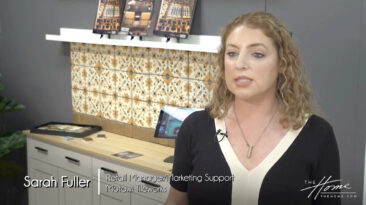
[302,114,336,143]
[181,109,213,130]
[184,108,212,123]
[306,114,334,133]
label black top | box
[170,109,341,205]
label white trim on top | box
[45,28,221,53]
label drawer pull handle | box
[35,146,48,154]
[65,156,80,164]
[141,180,160,188]
[101,167,117,174]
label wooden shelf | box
[46,28,221,53]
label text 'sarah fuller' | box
[24,176,91,188]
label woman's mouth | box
[235,76,252,87]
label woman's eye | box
[226,51,238,57]
[252,52,265,58]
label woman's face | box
[224,25,281,102]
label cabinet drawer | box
[27,138,59,165]
[93,180,131,204]
[55,147,92,177]
[92,158,134,187]
[92,158,170,202]
[128,169,170,202]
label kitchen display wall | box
[70,43,218,146]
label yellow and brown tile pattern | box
[70,42,219,138]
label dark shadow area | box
[0,146,28,205]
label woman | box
[166,11,341,205]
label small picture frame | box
[113,151,143,159]
[30,122,102,138]
[93,0,124,35]
[120,0,155,36]
[153,0,197,39]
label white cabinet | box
[131,194,164,205]
[27,137,170,205]
[59,169,92,205]
[92,158,170,204]
[28,158,59,205]
[93,180,131,205]
[27,138,93,205]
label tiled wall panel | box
[70,42,218,131]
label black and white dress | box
[170,109,341,205]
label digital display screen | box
[154,106,202,139]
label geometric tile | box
[85,91,100,117]
[203,74,215,90]
[188,79,213,108]
[188,51,211,80]
[150,48,168,76]
[70,43,85,66]
[98,45,115,70]
[115,71,132,99]
[130,47,150,74]
[126,64,137,80]
[209,53,220,83]
[100,69,116,95]
[132,100,151,127]
[210,53,220,68]
[85,67,100,93]
[115,97,132,124]
[150,75,168,105]
[81,88,88,113]
[167,77,189,107]
[115,46,131,71]
[71,65,84,90]
[99,93,115,120]
[132,73,150,101]
[162,68,174,84]
[69,43,221,131]
[167,49,189,78]
[84,44,99,67]
[71,88,85,113]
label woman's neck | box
[230,93,279,124]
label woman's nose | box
[235,54,249,70]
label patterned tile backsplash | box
[70,43,219,133]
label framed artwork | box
[153,0,197,39]
[30,122,102,138]
[120,0,155,36]
[93,0,125,34]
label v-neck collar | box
[214,116,310,173]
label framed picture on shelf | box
[93,0,125,35]
[120,0,155,36]
[30,122,102,138]
[153,0,197,39]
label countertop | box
[24,130,174,175]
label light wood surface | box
[24,130,174,175]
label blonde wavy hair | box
[207,11,317,129]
